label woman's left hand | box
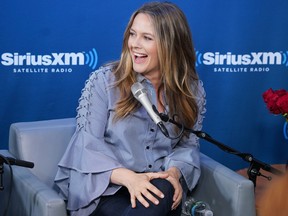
[162,167,183,210]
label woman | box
[55,2,206,216]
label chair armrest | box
[0,150,67,216]
[8,118,76,188]
[191,153,256,216]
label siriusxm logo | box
[1,48,98,70]
[195,51,288,67]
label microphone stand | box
[160,114,283,188]
[0,154,34,191]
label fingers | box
[147,172,183,210]
[171,187,182,210]
[130,196,136,208]
[170,181,182,210]
[130,185,164,208]
[164,173,183,210]
[147,172,169,180]
[128,173,166,208]
[141,188,161,206]
[169,179,181,202]
[127,172,182,210]
[135,192,150,208]
[146,183,165,200]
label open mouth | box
[134,52,148,63]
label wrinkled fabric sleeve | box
[54,67,123,215]
[162,80,206,191]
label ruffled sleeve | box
[54,66,123,215]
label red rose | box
[262,88,274,103]
[263,88,288,116]
[277,94,288,114]
[263,88,280,114]
[274,89,287,97]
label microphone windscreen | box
[131,82,147,99]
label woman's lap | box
[90,178,182,216]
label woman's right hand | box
[111,168,169,208]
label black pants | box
[90,178,182,216]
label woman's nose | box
[131,37,142,48]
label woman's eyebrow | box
[130,27,155,37]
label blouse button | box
[146,146,150,150]
[150,128,155,132]
[148,164,152,168]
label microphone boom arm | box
[159,113,283,187]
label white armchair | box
[0,118,256,216]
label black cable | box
[0,154,13,216]
[162,113,185,140]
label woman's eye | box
[129,31,136,37]
[144,36,152,41]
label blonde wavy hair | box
[113,2,199,130]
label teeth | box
[134,52,147,57]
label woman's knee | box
[150,178,175,200]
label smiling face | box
[128,13,160,83]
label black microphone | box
[131,82,169,137]
[3,156,34,168]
